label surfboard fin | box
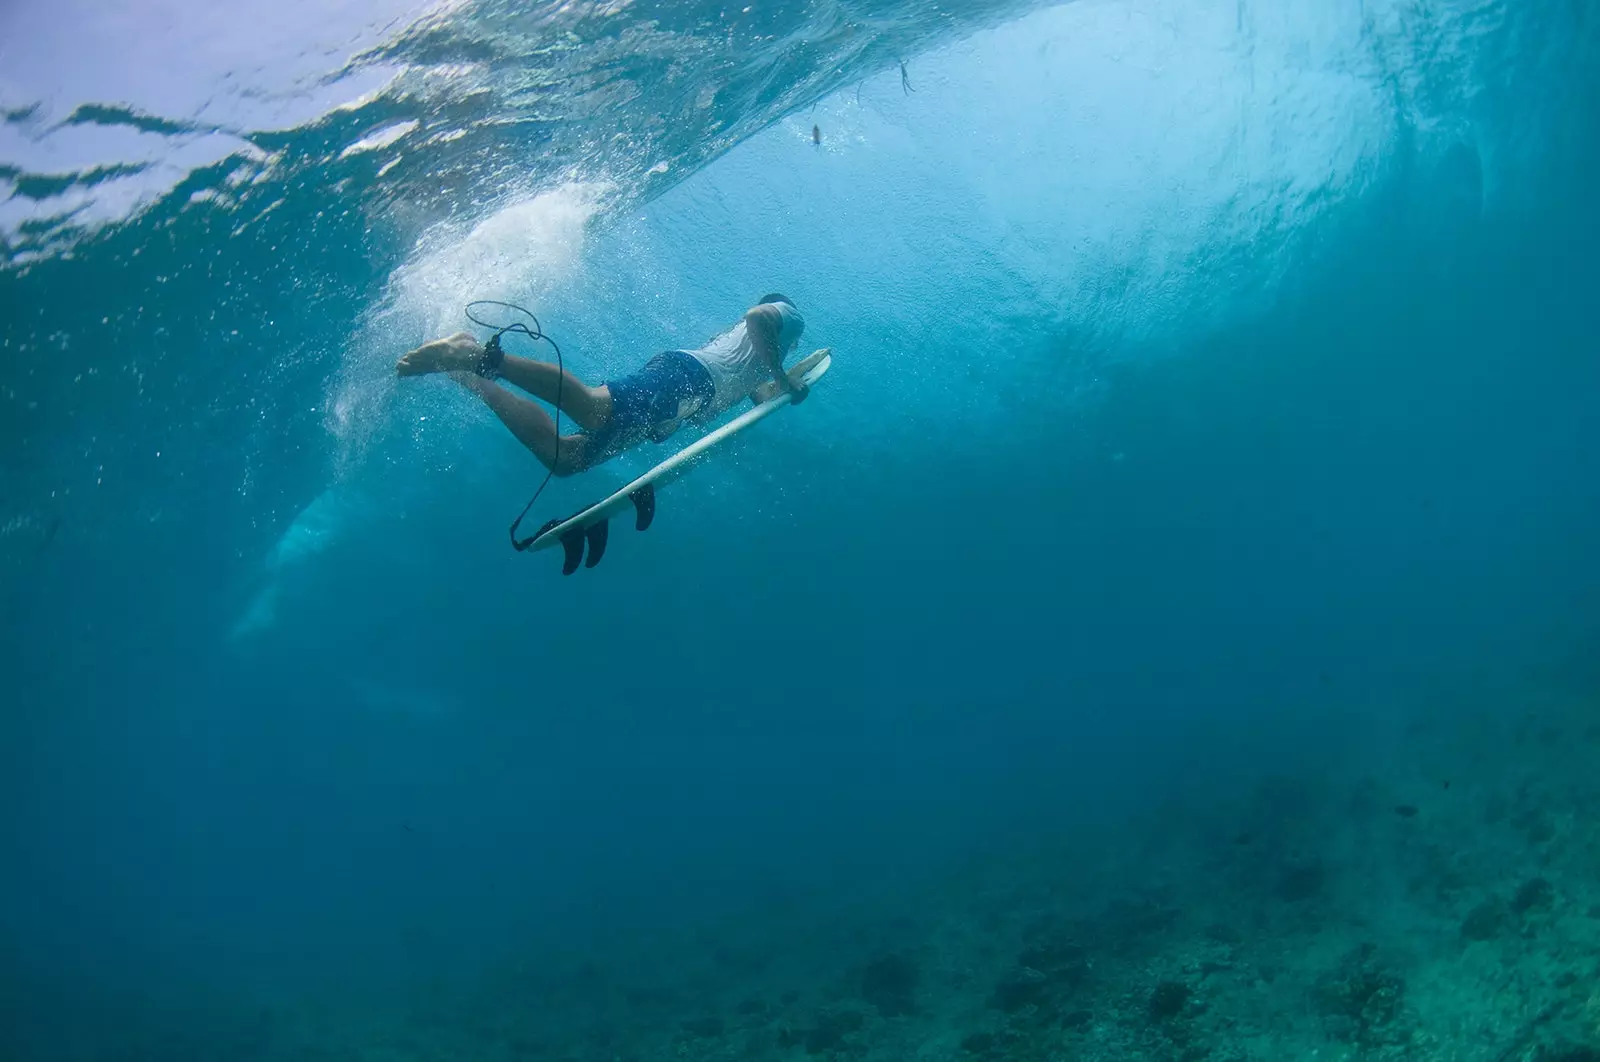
[584,520,609,568]
[557,527,585,575]
[630,483,657,532]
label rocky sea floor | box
[85,678,1600,1062]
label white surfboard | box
[527,348,832,572]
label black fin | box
[584,519,609,568]
[558,528,585,575]
[630,483,657,532]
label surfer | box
[396,294,808,476]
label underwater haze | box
[4,0,1600,1059]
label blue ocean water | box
[3,0,1599,1059]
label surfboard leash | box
[462,300,565,552]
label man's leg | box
[452,373,595,477]
[494,353,611,433]
[397,332,612,432]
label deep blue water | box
[4,1,1600,1059]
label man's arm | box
[750,377,789,405]
[744,304,807,404]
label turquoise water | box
[4,1,1600,1059]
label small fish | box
[401,823,415,833]
[1233,831,1254,846]
[1393,805,1419,818]
[812,124,821,145]
[1441,779,1451,790]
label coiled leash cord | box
[463,300,563,552]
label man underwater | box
[396,294,808,475]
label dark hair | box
[758,292,794,307]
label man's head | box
[758,292,795,308]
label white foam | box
[339,119,420,158]
[387,179,611,337]
[322,179,610,461]
[230,485,353,640]
[237,180,611,639]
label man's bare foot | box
[396,332,486,377]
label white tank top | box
[685,302,806,413]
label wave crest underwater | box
[3,0,1600,1058]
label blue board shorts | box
[589,350,716,459]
